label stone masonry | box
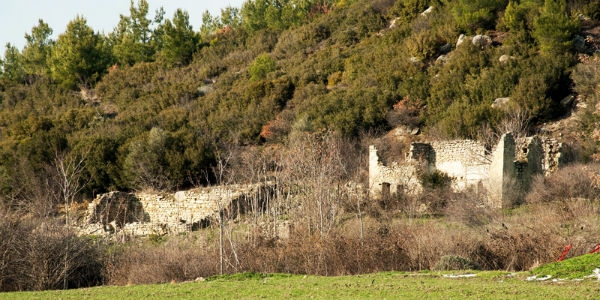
[78,183,272,236]
[369,133,565,208]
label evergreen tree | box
[0,43,25,82]
[159,9,199,67]
[200,10,221,38]
[249,53,277,81]
[452,0,508,33]
[22,19,54,79]
[221,6,242,29]
[111,0,163,65]
[533,0,578,54]
[48,16,110,89]
[242,0,270,32]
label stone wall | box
[423,140,489,191]
[369,145,421,198]
[369,132,564,208]
[78,183,272,236]
[485,133,516,208]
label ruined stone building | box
[369,133,565,208]
[78,183,275,236]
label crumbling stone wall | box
[485,133,517,208]
[78,183,271,236]
[369,145,421,198]
[418,140,490,191]
[369,133,564,209]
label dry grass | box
[104,162,600,284]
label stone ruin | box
[77,183,273,236]
[369,133,566,208]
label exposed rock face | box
[421,6,434,17]
[560,95,575,108]
[436,55,448,64]
[439,43,452,54]
[389,17,400,29]
[574,35,587,53]
[78,183,273,236]
[499,54,515,63]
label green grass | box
[532,253,600,280]
[2,271,600,299]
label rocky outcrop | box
[421,6,434,17]
[456,34,467,47]
[499,54,515,63]
[472,35,492,48]
[491,97,510,109]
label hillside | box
[1,0,600,292]
[0,0,598,200]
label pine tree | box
[48,16,110,89]
[22,19,54,79]
[533,0,578,54]
[111,0,162,66]
[159,9,199,67]
[0,43,25,82]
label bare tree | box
[479,106,530,149]
[282,132,349,237]
[52,148,89,289]
[53,149,89,226]
[497,107,530,141]
[208,143,237,275]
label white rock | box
[456,34,466,47]
[421,6,434,17]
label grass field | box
[2,271,600,299]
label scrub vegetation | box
[1,0,600,293]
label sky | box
[0,0,246,52]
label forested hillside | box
[0,0,599,208]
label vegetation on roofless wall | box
[0,0,598,207]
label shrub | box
[0,216,104,292]
[249,53,277,81]
[419,169,453,190]
[451,0,508,33]
[104,237,219,285]
[433,255,481,270]
[526,163,600,204]
[532,0,579,54]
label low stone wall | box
[78,183,272,236]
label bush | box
[526,163,600,204]
[419,169,453,190]
[433,255,481,270]
[451,0,508,33]
[248,53,277,81]
[0,216,104,292]
[104,238,218,285]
